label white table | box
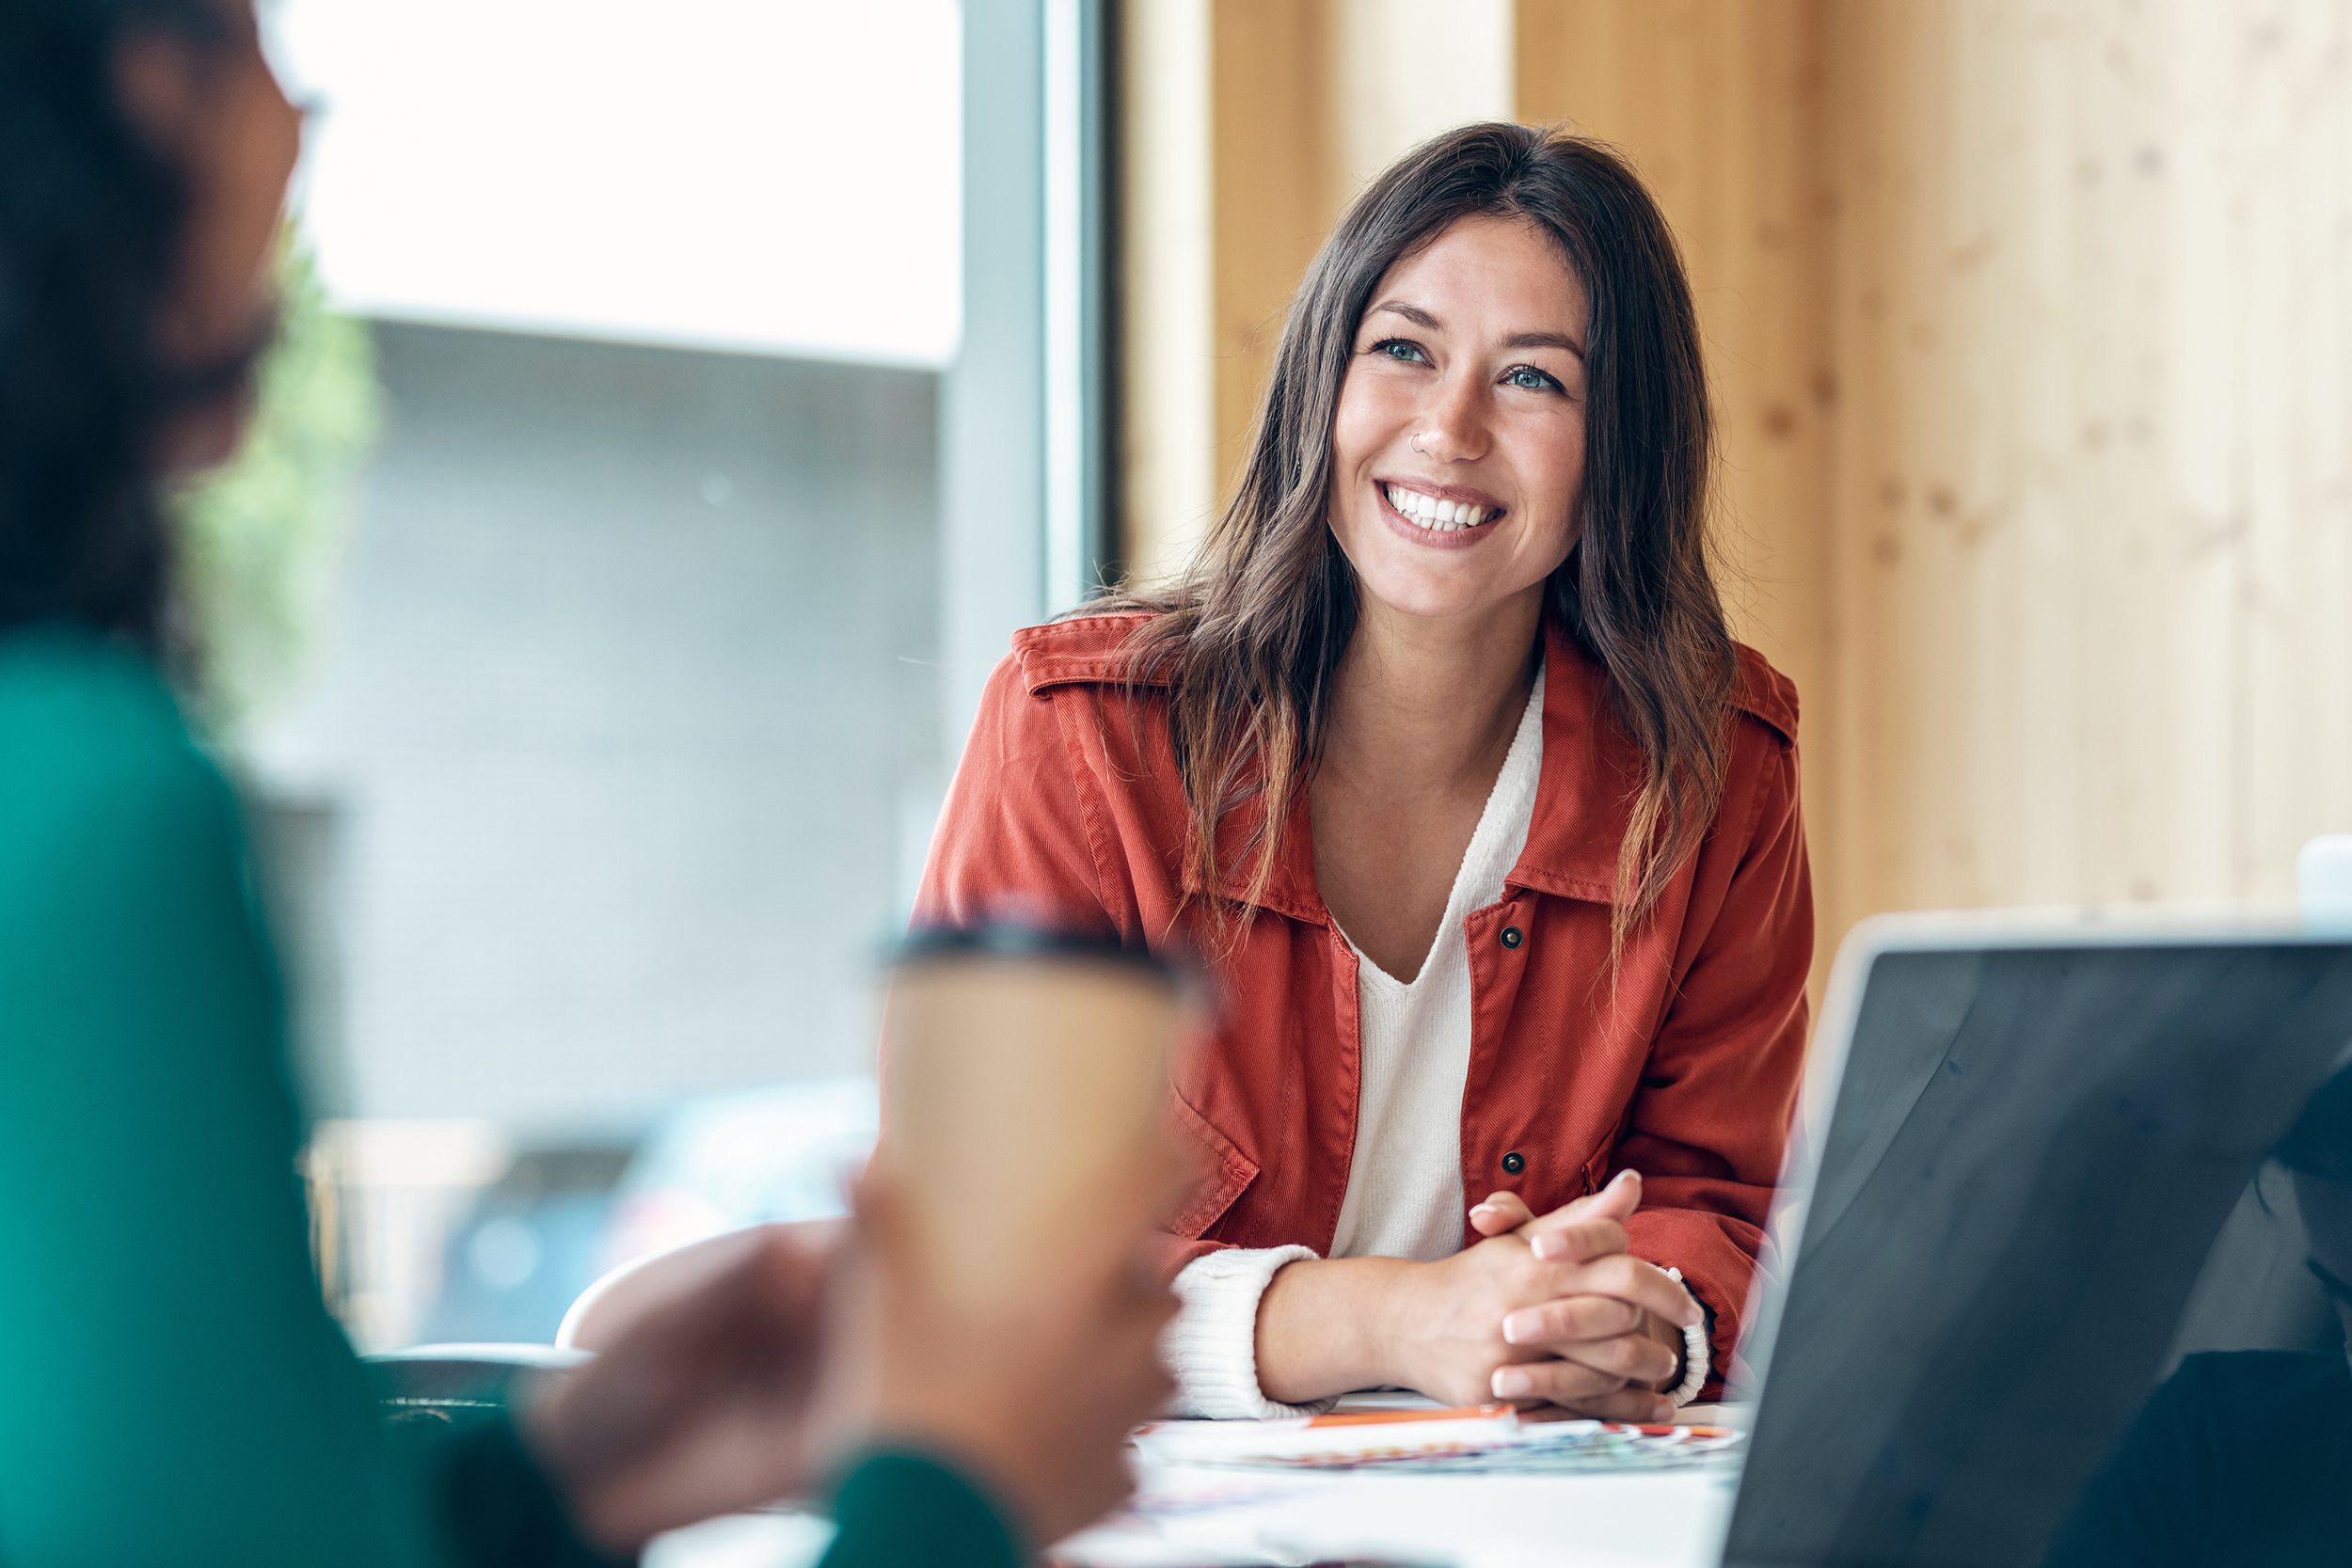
[647,1400,1744,1568]
[1049,1459,1733,1567]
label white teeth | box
[1385,483,1490,530]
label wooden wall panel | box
[1821,0,2352,926]
[1205,0,1334,542]
[1117,0,1217,588]
[1515,0,1837,953]
[1328,0,1517,205]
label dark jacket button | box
[1500,926,1523,949]
[1501,1150,1526,1175]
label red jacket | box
[914,612,1811,1388]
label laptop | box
[1717,914,2352,1568]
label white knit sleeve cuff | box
[1662,1267,1712,1408]
[1164,1245,1333,1419]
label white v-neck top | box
[1164,669,1546,1418]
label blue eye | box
[1371,339,1427,364]
[1506,365,1563,393]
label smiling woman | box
[917,124,1814,1430]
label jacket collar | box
[1169,619,1635,920]
[1509,620,1643,904]
[1181,782,1328,924]
[1013,616,1341,925]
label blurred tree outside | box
[178,228,380,732]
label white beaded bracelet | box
[1661,1267,1711,1408]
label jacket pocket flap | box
[1167,1091,1258,1238]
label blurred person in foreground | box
[2042,1063,2352,1568]
[0,3,1170,1564]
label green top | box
[0,628,1021,1568]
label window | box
[246,1,1110,1351]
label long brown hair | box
[1105,123,1736,958]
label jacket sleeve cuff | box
[818,1449,1024,1568]
[1661,1267,1714,1407]
[1166,1245,1333,1419]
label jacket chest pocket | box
[1167,1091,1258,1239]
[1504,1145,1612,1218]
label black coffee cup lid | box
[892,919,1186,985]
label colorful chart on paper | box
[1136,1411,1746,1474]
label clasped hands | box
[1409,1168,1701,1422]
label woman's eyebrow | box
[1504,328,1586,359]
[1370,299,1442,331]
[1366,301,1584,360]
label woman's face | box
[1326,213,1592,627]
[115,0,302,468]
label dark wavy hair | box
[1103,123,1734,959]
[0,0,246,653]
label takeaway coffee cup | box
[870,924,1197,1313]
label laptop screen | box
[1723,937,2352,1568]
